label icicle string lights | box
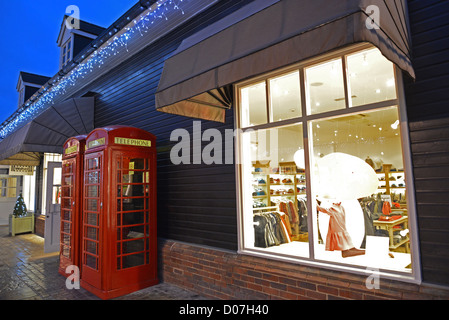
[0,0,184,139]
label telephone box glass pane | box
[87,199,98,211]
[123,211,145,225]
[87,185,98,197]
[123,239,145,254]
[87,172,99,184]
[87,158,99,170]
[85,255,97,269]
[86,227,98,240]
[123,253,145,268]
[86,213,98,225]
[62,210,71,221]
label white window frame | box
[0,176,19,199]
[234,43,422,284]
[61,37,73,69]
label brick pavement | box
[0,225,207,300]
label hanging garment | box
[253,211,289,248]
[317,203,354,251]
[358,200,375,249]
[297,198,308,232]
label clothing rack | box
[253,206,278,213]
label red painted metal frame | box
[59,135,86,278]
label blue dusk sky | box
[0,0,137,124]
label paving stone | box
[0,225,206,300]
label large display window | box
[236,45,418,279]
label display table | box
[373,216,409,252]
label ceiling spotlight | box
[386,78,395,87]
[391,120,399,130]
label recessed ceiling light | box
[386,78,395,87]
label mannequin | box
[316,200,365,258]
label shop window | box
[305,58,346,115]
[241,124,309,256]
[310,106,410,270]
[237,46,416,277]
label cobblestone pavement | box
[0,225,206,300]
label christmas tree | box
[13,193,27,217]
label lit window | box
[237,46,416,277]
[346,48,397,107]
[305,58,345,115]
[0,177,18,198]
[240,81,267,127]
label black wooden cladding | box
[70,0,254,251]
[65,0,449,285]
[405,0,449,286]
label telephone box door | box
[111,150,157,289]
[59,135,86,277]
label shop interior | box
[241,48,412,273]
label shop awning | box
[155,0,414,123]
[0,97,94,166]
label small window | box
[0,177,18,198]
[269,71,302,122]
[305,58,346,115]
[346,48,397,107]
[62,39,72,68]
[240,81,268,127]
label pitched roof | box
[57,16,106,46]
[78,18,106,36]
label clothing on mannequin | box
[316,201,365,258]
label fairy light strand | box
[0,0,184,140]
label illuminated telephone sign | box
[80,126,158,299]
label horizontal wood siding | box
[405,0,449,286]
[70,0,253,251]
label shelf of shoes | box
[252,161,307,209]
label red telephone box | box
[59,135,87,277]
[80,126,158,299]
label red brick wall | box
[158,239,449,300]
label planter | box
[9,213,35,236]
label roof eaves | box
[0,0,161,138]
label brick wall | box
[158,239,449,300]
